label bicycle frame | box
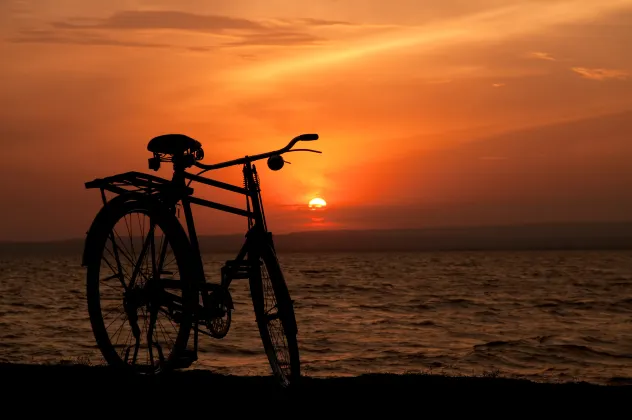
[82,133,318,375]
[85,160,272,271]
[83,161,274,353]
[179,160,276,284]
[84,133,320,276]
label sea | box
[1,250,632,385]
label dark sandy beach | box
[1,362,630,414]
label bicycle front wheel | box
[83,194,197,374]
[248,242,300,387]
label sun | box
[308,197,327,209]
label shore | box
[1,362,630,413]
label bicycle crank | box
[202,287,233,338]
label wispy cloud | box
[53,12,354,33]
[234,0,632,82]
[571,67,630,81]
[8,29,171,49]
[492,83,506,88]
[14,10,336,49]
[274,17,353,27]
[527,51,556,61]
[53,11,266,32]
[223,32,323,47]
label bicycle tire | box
[248,241,300,387]
[83,193,197,374]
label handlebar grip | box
[294,133,319,141]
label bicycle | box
[80,132,321,388]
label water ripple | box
[1,250,632,384]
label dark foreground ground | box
[1,363,630,414]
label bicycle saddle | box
[147,134,202,155]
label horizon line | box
[3,219,632,244]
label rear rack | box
[85,171,194,197]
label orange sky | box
[2,0,632,241]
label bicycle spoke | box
[251,251,296,382]
[106,230,127,292]
[102,304,125,326]
[264,303,281,321]
[157,317,175,348]
[128,224,155,289]
[86,189,198,374]
[102,246,129,291]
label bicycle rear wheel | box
[83,194,196,374]
[248,242,300,387]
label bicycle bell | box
[267,154,285,171]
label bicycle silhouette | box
[81,133,321,387]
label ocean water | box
[1,250,632,385]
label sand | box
[1,362,630,414]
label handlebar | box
[192,133,320,171]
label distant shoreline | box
[2,221,632,255]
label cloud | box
[53,10,266,32]
[571,67,630,81]
[222,31,324,47]
[51,11,353,34]
[13,10,337,50]
[233,0,632,82]
[492,83,505,87]
[276,17,353,26]
[527,51,556,61]
[186,46,212,52]
[8,30,171,49]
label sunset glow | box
[1,0,632,241]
